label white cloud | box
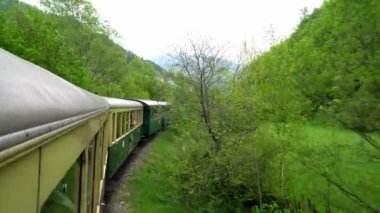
[20,0,323,60]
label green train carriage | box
[104,97,143,178]
[129,99,170,136]
[158,101,170,128]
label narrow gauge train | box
[0,49,169,213]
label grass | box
[286,124,380,211]
[123,130,182,213]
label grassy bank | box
[287,125,380,211]
[123,125,379,212]
[123,130,182,212]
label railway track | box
[103,134,158,213]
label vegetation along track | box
[103,134,159,213]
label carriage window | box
[41,159,81,213]
[112,113,116,141]
[122,112,127,134]
[117,112,123,138]
[130,111,137,128]
[124,112,130,132]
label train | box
[0,48,169,213]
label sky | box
[21,0,323,63]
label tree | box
[86,35,126,83]
[171,37,230,150]
[40,0,102,31]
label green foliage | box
[0,0,168,99]
[289,125,380,211]
[40,0,107,33]
[170,134,278,212]
[231,0,380,211]
[290,0,380,132]
[0,2,92,89]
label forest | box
[1,0,379,212]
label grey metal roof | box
[0,49,109,151]
[104,97,143,108]
[158,101,170,106]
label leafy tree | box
[40,0,107,33]
[171,37,231,150]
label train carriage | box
[0,49,110,213]
[128,99,166,136]
[158,101,170,129]
[104,97,143,178]
[0,49,170,213]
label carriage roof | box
[104,97,143,108]
[158,101,169,106]
[128,99,169,107]
[0,49,109,151]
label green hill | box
[0,0,167,99]
[235,0,380,211]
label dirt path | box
[103,135,157,213]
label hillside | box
[233,0,380,211]
[242,0,380,128]
[0,0,168,99]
